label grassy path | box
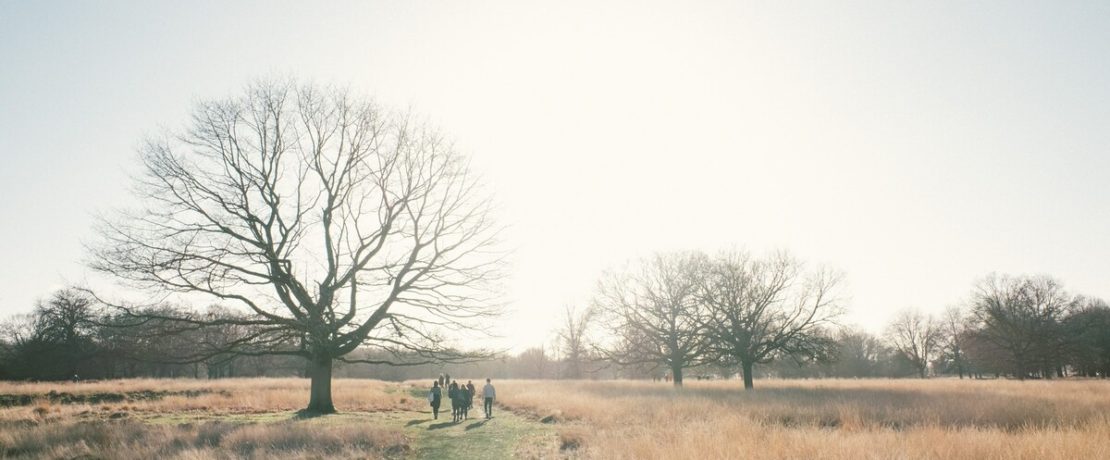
[137,383,557,459]
[394,384,555,458]
[374,406,555,458]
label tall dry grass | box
[0,419,408,459]
[0,378,418,421]
[2,377,1108,459]
[498,378,1110,459]
[0,378,417,459]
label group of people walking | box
[427,374,496,422]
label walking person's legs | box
[484,397,493,419]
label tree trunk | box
[306,357,336,414]
[742,359,754,390]
[919,366,927,379]
[671,365,683,387]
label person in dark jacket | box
[465,380,476,419]
[428,381,442,420]
[448,381,461,422]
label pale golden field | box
[0,378,419,459]
[499,378,1110,459]
[1,377,1108,459]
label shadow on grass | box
[427,421,457,430]
[292,409,334,420]
[464,419,489,431]
[406,419,430,427]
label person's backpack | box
[427,391,435,403]
[448,387,457,399]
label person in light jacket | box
[482,378,496,419]
[428,381,442,420]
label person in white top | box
[482,378,496,419]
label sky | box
[1,1,1109,352]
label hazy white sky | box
[2,1,1108,351]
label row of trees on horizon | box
[568,251,1110,388]
[2,265,1107,386]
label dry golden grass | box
[0,378,417,421]
[0,419,409,460]
[0,378,417,459]
[1,377,1108,459]
[497,378,1110,459]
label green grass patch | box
[400,408,555,458]
[141,410,299,425]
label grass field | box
[0,377,1107,459]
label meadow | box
[500,379,1110,459]
[0,377,1107,459]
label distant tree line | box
[582,251,1110,388]
[0,286,618,382]
[0,287,622,382]
[882,274,1110,381]
[0,289,305,381]
[2,271,1107,384]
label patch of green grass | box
[407,385,428,400]
[141,410,299,425]
[395,409,555,458]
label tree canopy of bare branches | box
[938,305,970,379]
[885,308,940,378]
[555,305,597,379]
[698,251,843,389]
[0,289,98,380]
[1065,297,1110,378]
[595,252,710,386]
[970,274,1077,380]
[89,80,501,413]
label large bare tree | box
[34,288,98,378]
[595,252,710,387]
[555,305,597,379]
[938,305,970,379]
[697,251,842,389]
[970,274,1075,380]
[90,80,501,413]
[885,308,940,378]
